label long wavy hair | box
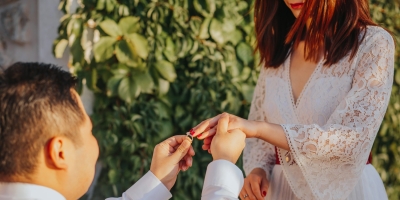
[254,0,378,67]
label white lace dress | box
[243,26,395,200]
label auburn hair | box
[254,0,378,68]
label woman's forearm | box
[252,121,290,151]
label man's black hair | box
[0,62,84,179]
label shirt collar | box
[0,182,66,200]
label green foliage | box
[54,0,400,199]
[370,1,400,199]
[54,0,256,199]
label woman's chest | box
[262,59,356,125]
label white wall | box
[0,0,94,115]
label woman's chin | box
[291,10,301,18]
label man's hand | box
[191,112,258,153]
[210,113,246,164]
[150,135,195,190]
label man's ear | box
[46,137,73,170]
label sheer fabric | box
[243,26,394,200]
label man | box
[0,62,246,200]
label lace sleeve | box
[279,28,395,199]
[243,66,276,180]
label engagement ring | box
[186,131,193,142]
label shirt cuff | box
[202,160,244,197]
[123,171,172,200]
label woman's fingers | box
[192,114,222,137]
[250,181,263,200]
[242,178,257,200]
[202,144,210,150]
[240,187,249,200]
[197,126,217,140]
[179,160,186,171]
[203,136,213,145]
[202,135,214,150]
[260,178,269,198]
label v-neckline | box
[285,53,323,109]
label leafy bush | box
[54,0,256,199]
[369,1,400,199]
[54,0,399,199]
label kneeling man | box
[0,62,246,200]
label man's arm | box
[105,171,172,200]
[105,135,194,200]
[202,160,244,200]
[200,113,247,200]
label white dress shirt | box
[0,182,66,200]
[107,160,244,200]
[0,160,244,200]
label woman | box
[191,0,395,199]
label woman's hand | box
[193,112,290,152]
[192,112,259,140]
[240,168,269,200]
[191,113,259,152]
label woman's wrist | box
[241,119,260,138]
[250,167,267,176]
[246,120,270,139]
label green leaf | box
[155,60,177,82]
[228,30,243,46]
[118,77,140,103]
[237,1,248,12]
[222,19,235,33]
[108,169,118,184]
[119,17,140,34]
[158,78,170,95]
[99,19,122,37]
[159,120,173,137]
[132,71,154,93]
[111,64,130,77]
[93,37,117,62]
[210,19,224,45]
[115,40,136,63]
[107,76,123,97]
[163,37,177,62]
[106,0,115,12]
[199,17,212,39]
[126,33,149,59]
[67,18,82,37]
[155,102,170,119]
[395,69,400,85]
[118,5,130,16]
[54,39,68,58]
[241,84,254,103]
[133,122,144,136]
[69,36,84,64]
[86,68,100,92]
[96,0,106,10]
[193,0,216,17]
[236,42,254,65]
